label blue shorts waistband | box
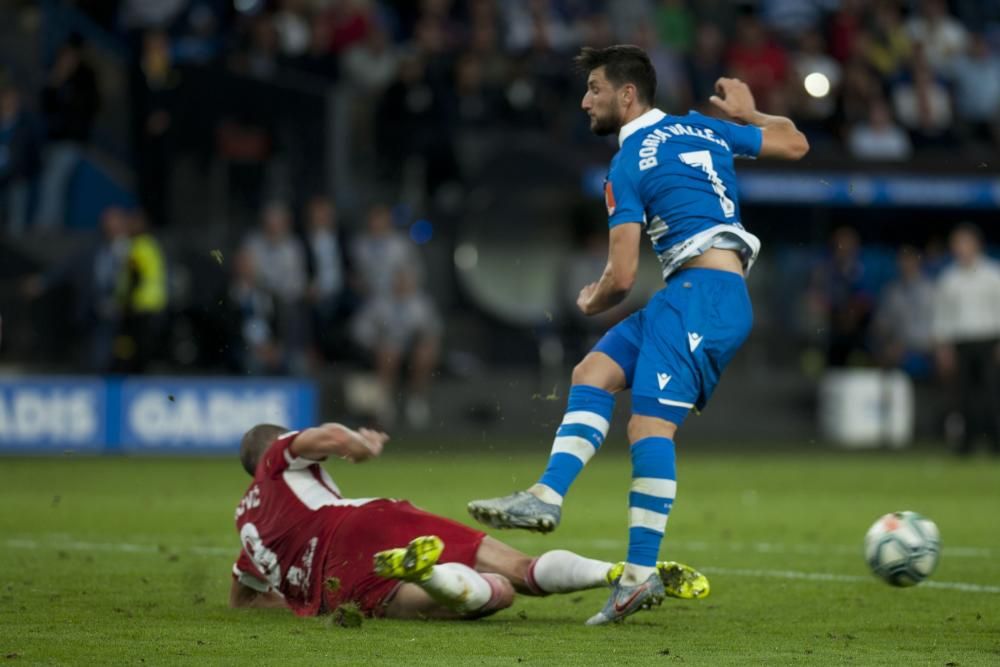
[667,267,746,284]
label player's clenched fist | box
[709,77,757,122]
[577,281,599,315]
[355,427,388,459]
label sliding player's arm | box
[289,424,388,463]
[229,579,288,610]
[577,222,642,316]
[710,77,809,161]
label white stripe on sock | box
[629,507,669,533]
[631,477,677,498]
[561,410,610,435]
[551,436,598,465]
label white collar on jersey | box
[618,108,667,147]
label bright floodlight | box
[804,72,831,98]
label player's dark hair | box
[574,45,656,106]
[240,423,287,476]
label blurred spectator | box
[848,98,912,161]
[35,35,100,230]
[0,83,41,235]
[341,23,398,93]
[114,210,168,373]
[891,50,953,144]
[243,201,308,370]
[244,201,307,303]
[873,246,935,377]
[906,0,968,75]
[684,23,727,111]
[828,0,865,63]
[760,0,835,37]
[654,0,695,54]
[274,0,312,58]
[932,224,1000,455]
[323,0,373,54]
[838,56,881,128]
[863,2,911,78]
[950,33,1000,149]
[724,14,789,112]
[132,30,179,228]
[809,227,874,367]
[172,3,224,66]
[241,15,281,80]
[503,0,578,53]
[120,0,187,30]
[351,267,442,428]
[227,247,285,375]
[293,17,339,79]
[303,195,352,360]
[350,203,420,299]
[22,206,130,371]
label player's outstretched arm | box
[290,424,388,463]
[709,77,809,161]
[229,579,288,610]
[577,223,642,316]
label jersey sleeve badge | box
[604,180,617,215]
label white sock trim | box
[530,483,563,505]
[561,410,610,434]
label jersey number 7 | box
[679,150,735,219]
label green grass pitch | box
[1,446,999,665]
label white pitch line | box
[701,566,1000,594]
[5,537,999,594]
[540,537,992,559]
[3,537,232,557]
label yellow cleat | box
[606,560,710,600]
[373,535,444,583]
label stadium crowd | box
[1,0,999,434]
[5,0,1000,233]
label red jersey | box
[232,431,379,616]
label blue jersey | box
[605,109,763,281]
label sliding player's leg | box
[378,535,514,619]
[467,314,641,533]
[474,532,709,602]
[473,536,613,595]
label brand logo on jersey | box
[657,373,672,390]
[604,180,616,215]
[688,332,703,352]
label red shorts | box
[321,499,486,616]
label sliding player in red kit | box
[230,422,709,621]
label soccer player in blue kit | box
[468,45,809,625]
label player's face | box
[581,67,623,137]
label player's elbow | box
[787,131,810,160]
[610,267,636,294]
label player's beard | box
[590,107,622,137]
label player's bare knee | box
[482,573,516,611]
[506,554,534,591]
[572,354,624,391]
[627,414,677,442]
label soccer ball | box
[864,511,940,587]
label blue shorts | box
[593,268,753,425]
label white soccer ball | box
[864,511,940,587]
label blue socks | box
[626,437,677,569]
[536,385,615,503]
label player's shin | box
[419,563,508,614]
[525,550,614,594]
[623,437,676,585]
[533,385,614,505]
